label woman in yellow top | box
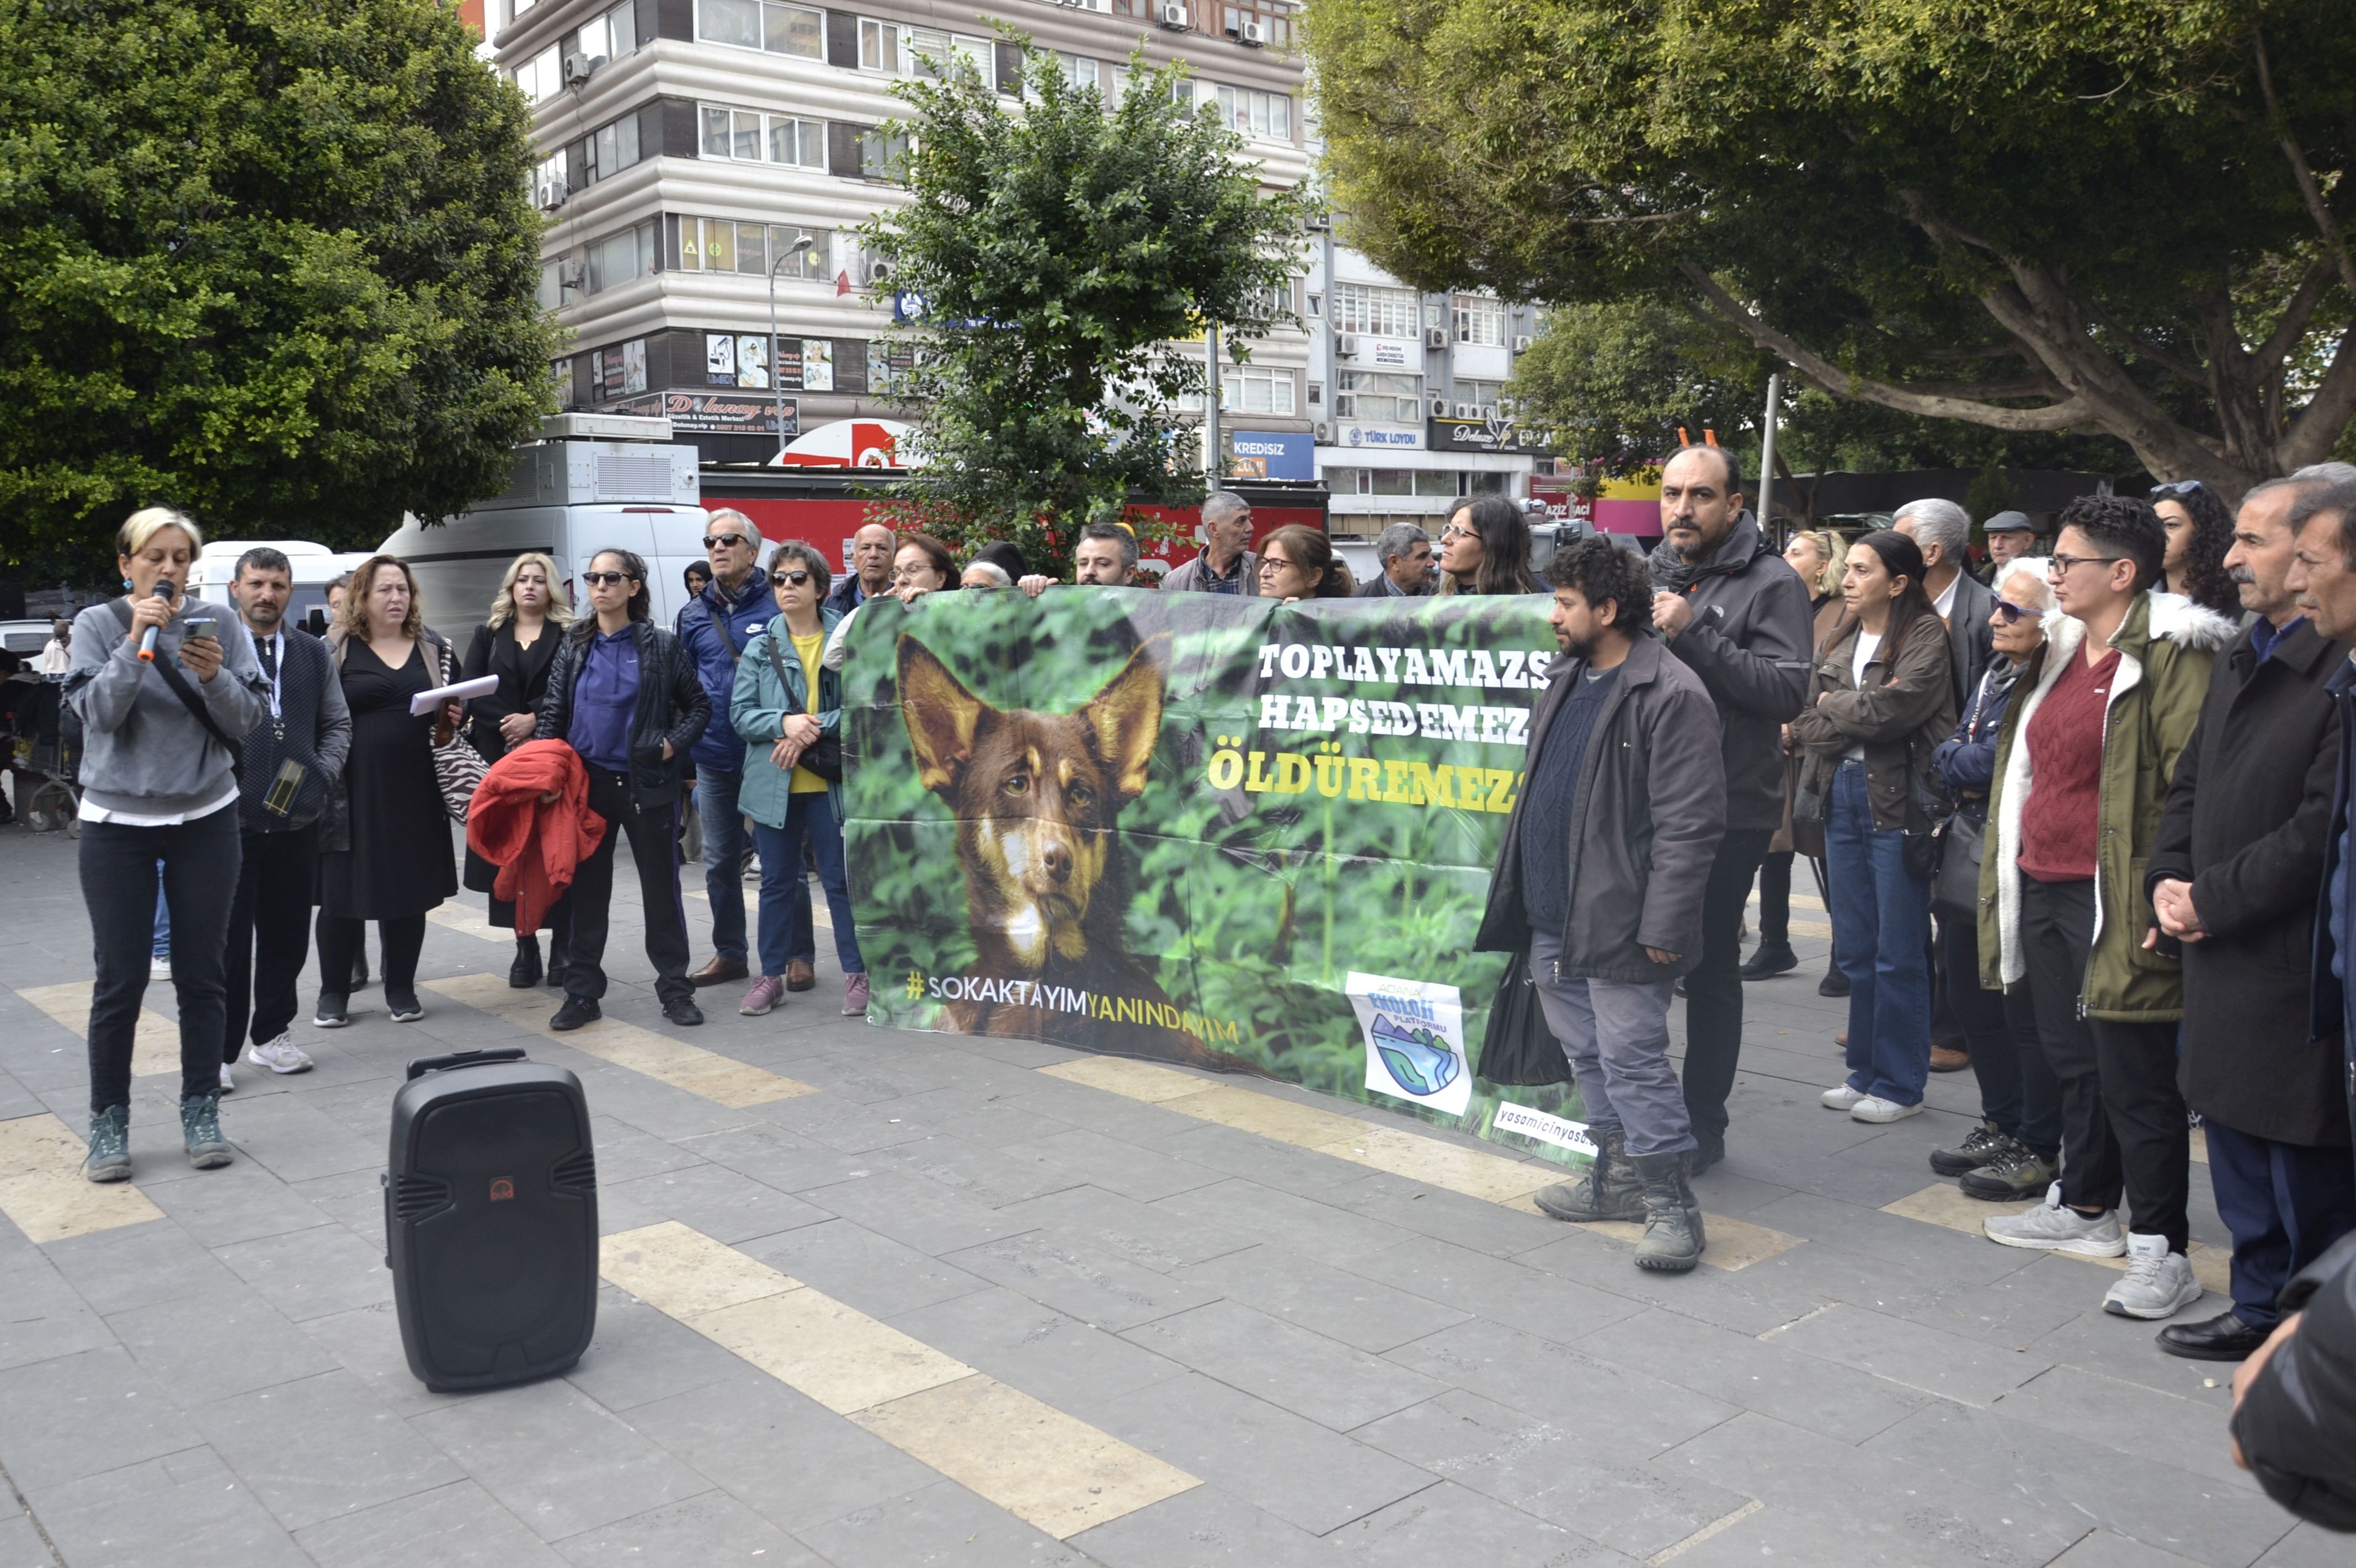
[729,541,866,1018]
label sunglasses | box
[1993,599,2034,623]
[580,570,631,587]
[702,533,750,550]
[2150,480,2205,499]
[770,569,812,588]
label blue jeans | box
[697,767,811,964]
[1824,760,1932,1105]
[753,794,863,979]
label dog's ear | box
[1079,635,1169,803]
[898,636,984,794]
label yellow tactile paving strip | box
[1038,1057,1801,1272]
[425,903,510,942]
[1881,1182,2233,1295]
[602,1221,1198,1537]
[16,980,180,1078]
[422,972,816,1108]
[0,1113,164,1242]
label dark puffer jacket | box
[535,618,709,810]
[2231,1228,2356,1530]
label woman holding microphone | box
[67,507,269,1181]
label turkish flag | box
[835,269,852,297]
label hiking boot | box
[1930,1119,2007,1176]
[785,958,816,993]
[1819,964,1849,998]
[739,975,785,1016]
[843,973,870,1016]
[1958,1142,2057,1201]
[509,936,543,989]
[1737,943,1798,980]
[1628,1150,1705,1272]
[1532,1127,1645,1223]
[2104,1233,2204,1320]
[180,1094,232,1170]
[249,1034,313,1075]
[1982,1181,2125,1256]
[551,995,601,1032]
[85,1105,131,1183]
[662,996,705,1027]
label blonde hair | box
[337,554,424,640]
[117,506,203,561]
[488,551,574,630]
[1789,529,1842,597]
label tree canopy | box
[1308,0,2356,497]
[0,0,557,583]
[860,41,1309,569]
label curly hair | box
[335,555,425,640]
[1543,536,1654,632]
[2054,493,2166,596]
[2150,481,2238,615]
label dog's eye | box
[1002,775,1030,795]
[1067,784,1094,809]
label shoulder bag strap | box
[763,621,795,720]
[150,642,243,777]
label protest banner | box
[840,586,1595,1165]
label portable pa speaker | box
[382,1048,598,1391]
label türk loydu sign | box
[839,589,1595,1165]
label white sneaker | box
[1850,1095,1923,1123]
[2104,1233,2204,1320]
[218,1064,235,1094]
[1982,1181,2128,1257]
[1821,1083,1868,1111]
[248,1035,314,1075]
[150,957,172,978]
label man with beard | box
[1475,537,1726,1270]
[1646,446,1815,1170]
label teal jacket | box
[729,608,845,829]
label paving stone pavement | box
[0,824,2331,1568]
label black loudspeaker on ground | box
[382,1048,598,1392]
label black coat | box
[2230,1228,2356,1529]
[534,618,710,810]
[1942,570,1997,720]
[2146,617,2348,1146]
[460,619,561,762]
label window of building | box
[590,339,649,399]
[857,127,909,178]
[573,2,638,63]
[513,44,561,104]
[1212,83,1289,140]
[1056,53,1100,92]
[1468,470,1509,494]
[532,151,567,211]
[1307,378,1323,407]
[695,0,823,58]
[1331,283,1419,340]
[1185,361,1297,415]
[1415,471,1459,497]
[582,113,643,185]
[1453,295,1506,346]
[537,262,563,311]
[584,221,659,295]
[1217,2,1294,46]
[700,106,824,168]
[904,26,991,79]
[670,217,833,279]
[1333,369,1423,423]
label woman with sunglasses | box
[2151,480,2241,618]
[731,543,867,1019]
[535,549,710,1032]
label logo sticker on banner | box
[1349,973,1471,1117]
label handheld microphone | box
[136,579,177,663]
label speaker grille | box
[394,1174,453,1222]
[552,1150,596,1196]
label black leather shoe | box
[1739,944,1798,980]
[550,996,600,1032]
[2156,1309,2272,1362]
[1689,1129,1726,1176]
[509,937,543,989]
[1817,966,1849,998]
[662,996,705,1027]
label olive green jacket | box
[1977,592,2238,1020]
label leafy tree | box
[1309,0,2356,497]
[0,0,557,584]
[858,41,1310,570]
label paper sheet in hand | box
[409,675,498,716]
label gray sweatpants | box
[1528,932,1696,1157]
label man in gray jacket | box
[1646,447,1814,1169]
[1160,492,1259,595]
[1475,537,1727,1270]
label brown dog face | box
[899,635,1168,969]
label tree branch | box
[2081,298,2208,386]
[2280,324,2356,472]
[1675,260,2096,432]
[2254,28,2356,302]
[2253,257,2336,376]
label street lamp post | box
[768,236,816,465]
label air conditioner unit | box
[558,257,585,287]
[1239,18,1266,44]
[1156,2,1188,27]
[1333,334,1358,359]
[1430,397,1451,418]
[1303,214,1330,233]
[1454,402,1476,419]
[864,258,889,284]
[1512,333,1533,353]
[561,51,604,88]
[1314,421,1331,442]
[1423,326,1448,350]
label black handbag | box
[1475,950,1573,1086]
[763,626,842,782]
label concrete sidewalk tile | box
[854,1373,1200,1538]
[1006,1079,1204,1145]
[1752,1188,2040,1284]
[604,1161,832,1245]
[1149,1177,1414,1266]
[1323,1479,1628,1567]
[1660,1500,2018,1568]
[1385,1316,1741,1450]
[793,1169,1033,1256]
[212,1222,394,1322]
[1083,1370,1437,1536]
[553,1490,824,1567]
[584,1114,709,1186]
[0,1346,204,1491]
[2253,1522,2350,1566]
[1337,1232,1644,1346]
[13,981,179,1079]
[1315,1124,1552,1204]
[411,1378,713,1542]
[889,1131,1091,1207]
[677,1121,891,1194]
[735,1217,994,1318]
[2048,1527,2224,1567]
[1179,1243,1473,1353]
[0,1113,168,1242]
[1350,1389,1750,1561]
[214,1094,380,1185]
[692,1287,973,1414]
[1764,1299,2054,1408]
[26,1447,313,1568]
[1529,1204,1805,1273]
[194,1368,462,1531]
[867,1087,1073,1150]
[1037,1056,1210,1103]
[599,1219,798,1318]
[0,1516,44,1568]
[1065,1484,1335,1567]
[996,1183,1255,1273]
[1505,1230,1842,1338]
[141,1162,333,1248]
[1988,1365,2263,1492]
[559,1290,749,1414]
[625,1375,936,1533]
[1336,1175,1575,1259]
[107,1283,340,1407]
[796,1479,1096,1567]
[1161,1082,1369,1146]
[0,1256,117,1373]
[1149,1120,1392,1199]
[745,1093,934,1155]
[942,1230,1223,1332]
[2024,1306,2238,1411]
[996,1126,1224,1204]
[294,1479,569,1567]
[885,1286,1190,1411]
[1579,1306,1938,1443]
[1122,1299,1446,1432]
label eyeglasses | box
[2048,553,2123,575]
[1440,525,1472,541]
[770,569,812,588]
[580,571,630,587]
[702,533,750,550]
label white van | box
[186,541,375,636]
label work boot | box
[1532,1127,1645,1223]
[85,1105,131,1183]
[180,1093,232,1170]
[1628,1151,1705,1272]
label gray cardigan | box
[66,600,269,818]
